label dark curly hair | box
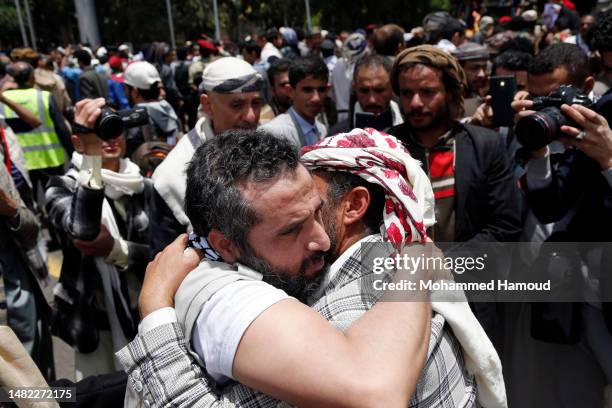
[592,10,612,53]
[498,36,535,56]
[493,50,533,73]
[288,56,328,88]
[527,43,589,88]
[184,129,299,249]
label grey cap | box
[479,16,495,31]
[452,42,490,61]
[423,11,453,32]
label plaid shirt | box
[118,236,477,407]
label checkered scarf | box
[300,128,435,247]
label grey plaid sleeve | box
[116,322,289,408]
[45,175,105,241]
[311,273,478,408]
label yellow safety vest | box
[0,88,65,170]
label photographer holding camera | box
[508,45,612,405]
[45,98,153,379]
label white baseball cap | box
[96,46,107,58]
[124,61,161,90]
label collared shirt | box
[289,107,320,146]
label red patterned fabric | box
[429,150,455,201]
[301,128,435,247]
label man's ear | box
[200,93,213,117]
[583,75,595,95]
[342,186,371,226]
[71,134,83,153]
[207,229,241,263]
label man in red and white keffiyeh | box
[301,128,506,407]
[301,127,436,247]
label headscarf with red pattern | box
[300,128,435,247]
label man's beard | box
[235,123,257,130]
[469,81,487,95]
[275,96,292,112]
[362,103,386,114]
[321,201,339,266]
[239,244,328,303]
[238,203,339,303]
[406,103,449,132]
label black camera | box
[515,85,593,151]
[94,106,149,140]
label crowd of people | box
[1,0,612,406]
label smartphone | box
[354,110,393,130]
[490,75,517,128]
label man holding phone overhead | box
[472,44,592,132]
[471,50,533,129]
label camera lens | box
[516,106,566,151]
[96,108,124,140]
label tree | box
[1,0,452,51]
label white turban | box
[199,57,265,94]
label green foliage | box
[0,2,18,30]
[0,1,24,46]
[311,9,322,29]
[0,0,452,50]
[312,0,452,30]
[430,0,451,12]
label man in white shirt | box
[259,28,283,63]
[331,32,369,123]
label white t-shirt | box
[261,42,282,63]
[191,280,290,383]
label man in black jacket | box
[45,98,152,380]
[75,50,108,101]
[387,45,521,344]
[522,103,612,398]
